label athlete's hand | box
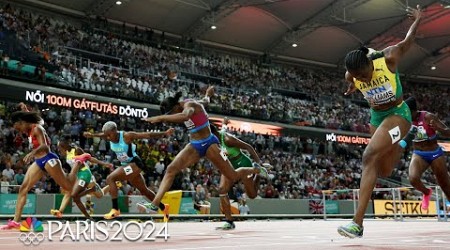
[104,163,114,169]
[83,132,93,138]
[344,83,357,96]
[142,116,162,123]
[407,5,421,21]
[165,128,175,136]
[23,152,34,164]
[205,86,215,97]
[429,119,444,131]
[18,102,30,112]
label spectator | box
[239,199,250,215]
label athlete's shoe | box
[337,221,363,238]
[137,201,158,214]
[93,183,104,198]
[50,209,63,218]
[104,209,120,220]
[137,201,170,221]
[73,153,92,163]
[0,219,20,230]
[216,221,236,230]
[421,188,433,210]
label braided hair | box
[404,97,417,112]
[160,92,183,114]
[11,111,42,124]
[345,47,370,71]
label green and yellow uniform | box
[219,131,253,169]
[353,52,411,127]
[66,148,94,187]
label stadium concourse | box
[0,0,450,250]
[1,220,450,250]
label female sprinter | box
[51,137,112,219]
[401,97,450,210]
[337,5,422,238]
[1,111,72,229]
[83,122,174,219]
[210,124,270,230]
[141,87,262,219]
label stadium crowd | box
[0,102,442,201]
[0,3,448,202]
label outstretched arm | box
[143,103,196,124]
[384,5,421,69]
[197,86,215,106]
[344,71,357,96]
[83,131,107,139]
[125,128,175,140]
[428,114,450,138]
[88,157,113,169]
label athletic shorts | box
[370,101,411,127]
[413,147,444,164]
[77,166,93,187]
[229,153,253,169]
[35,152,59,171]
[190,134,219,157]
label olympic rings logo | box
[19,232,45,246]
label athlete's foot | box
[50,209,63,218]
[258,166,269,179]
[337,221,363,238]
[93,183,104,198]
[421,188,432,210]
[137,201,170,221]
[104,209,120,220]
[0,219,20,230]
[216,221,236,230]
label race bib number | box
[123,165,133,175]
[48,159,58,167]
[219,150,228,161]
[78,180,86,187]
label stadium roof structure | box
[12,0,450,81]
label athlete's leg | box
[71,179,91,219]
[219,174,234,222]
[53,164,81,216]
[45,159,73,191]
[430,156,450,199]
[242,174,259,199]
[409,154,430,195]
[14,164,44,222]
[151,145,200,207]
[206,144,258,183]
[338,115,410,238]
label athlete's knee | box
[71,193,80,200]
[362,147,377,167]
[106,174,115,184]
[218,185,228,195]
[18,184,31,195]
[436,175,450,189]
[247,192,257,199]
[408,174,421,187]
[165,165,178,177]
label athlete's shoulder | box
[369,51,384,60]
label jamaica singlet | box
[353,52,402,106]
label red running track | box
[1,219,449,250]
